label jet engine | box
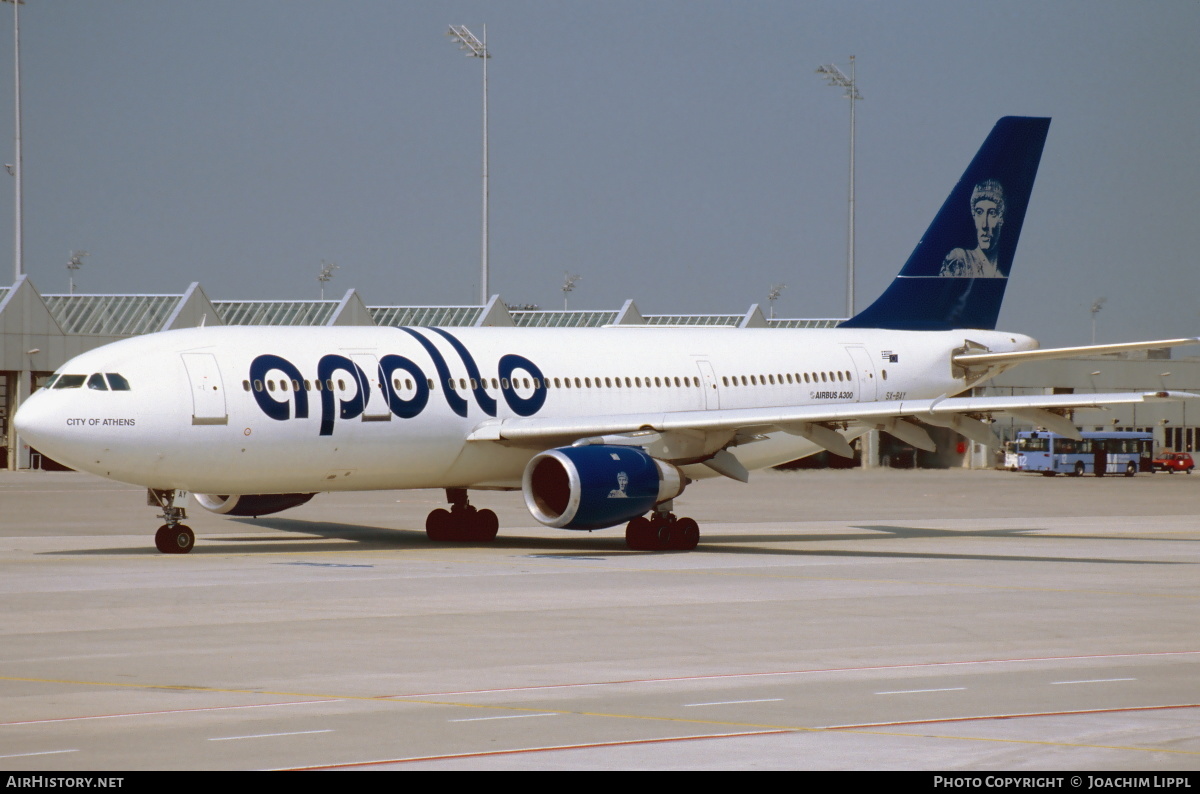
[522,445,685,530]
[194,493,316,517]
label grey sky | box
[1,1,1197,347]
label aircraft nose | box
[13,390,61,452]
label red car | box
[1153,452,1195,473]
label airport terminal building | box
[3,275,1197,471]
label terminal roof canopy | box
[214,300,338,327]
[41,294,183,336]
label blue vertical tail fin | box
[841,116,1050,330]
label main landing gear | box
[625,501,700,551]
[149,489,195,554]
[425,488,499,543]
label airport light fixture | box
[816,56,862,318]
[447,24,491,305]
[767,283,786,319]
[317,260,339,300]
[67,250,87,295]
[561,272,581,310]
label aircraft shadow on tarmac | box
[41,514,1192,566]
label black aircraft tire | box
[156,524,194,554]
[474,509,499,542]
[674,518,700,551]
[173,526,195,554]
[154,524,174,554]
[625,517,653,550]
[426,509,452,541]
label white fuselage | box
[14,325,1034,494]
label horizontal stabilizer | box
[953,337,1200,370]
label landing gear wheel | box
[625,514,700,551]
[673,517,700,551]
[424,492,500,543]
[155,524,194,554]
[1125,462,1137,477]
[426,508,452,541]
[1072,461,1085,477]
[625,516,654,550]
[473,509,499,542]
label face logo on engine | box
[248,328,546,435]
[607,471,630,498]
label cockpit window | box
[106,373,131,391]
[52,375,86,389]
[87,373,109,391]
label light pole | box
[4,0,23,282]
[816,56,862,318]
[67,250,87,295]
[767,283,786,319]
[561,273,581,310]
[1090,297,1106,344]
[447,24,490,306]
[317,260,339,300]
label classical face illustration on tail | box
[939,179,1006,278]
[840,117,1046,330]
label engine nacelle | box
[522,445,685,530]
[194,492,316,517]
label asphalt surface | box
[0,467,1197,770]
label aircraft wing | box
[467,390,1200,454]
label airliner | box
[13,117,1199,553]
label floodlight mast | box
[317,260,339,301]
[561,273,581,310]
[447,24,490,305]
[4,0,23,282]
[816,55,862,318]
[67,250,87,295]
[767,283,786,319]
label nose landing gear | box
[155,523,195,554]
[425,488,499,543]
[149,489,195,554]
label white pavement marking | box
[875,687,967,695]
[209,729,333,741]
[0,750,79,759]
[683,698,783,707]
[449,713,559,723]
[390,651,1197,698]
[2,699,343,726]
